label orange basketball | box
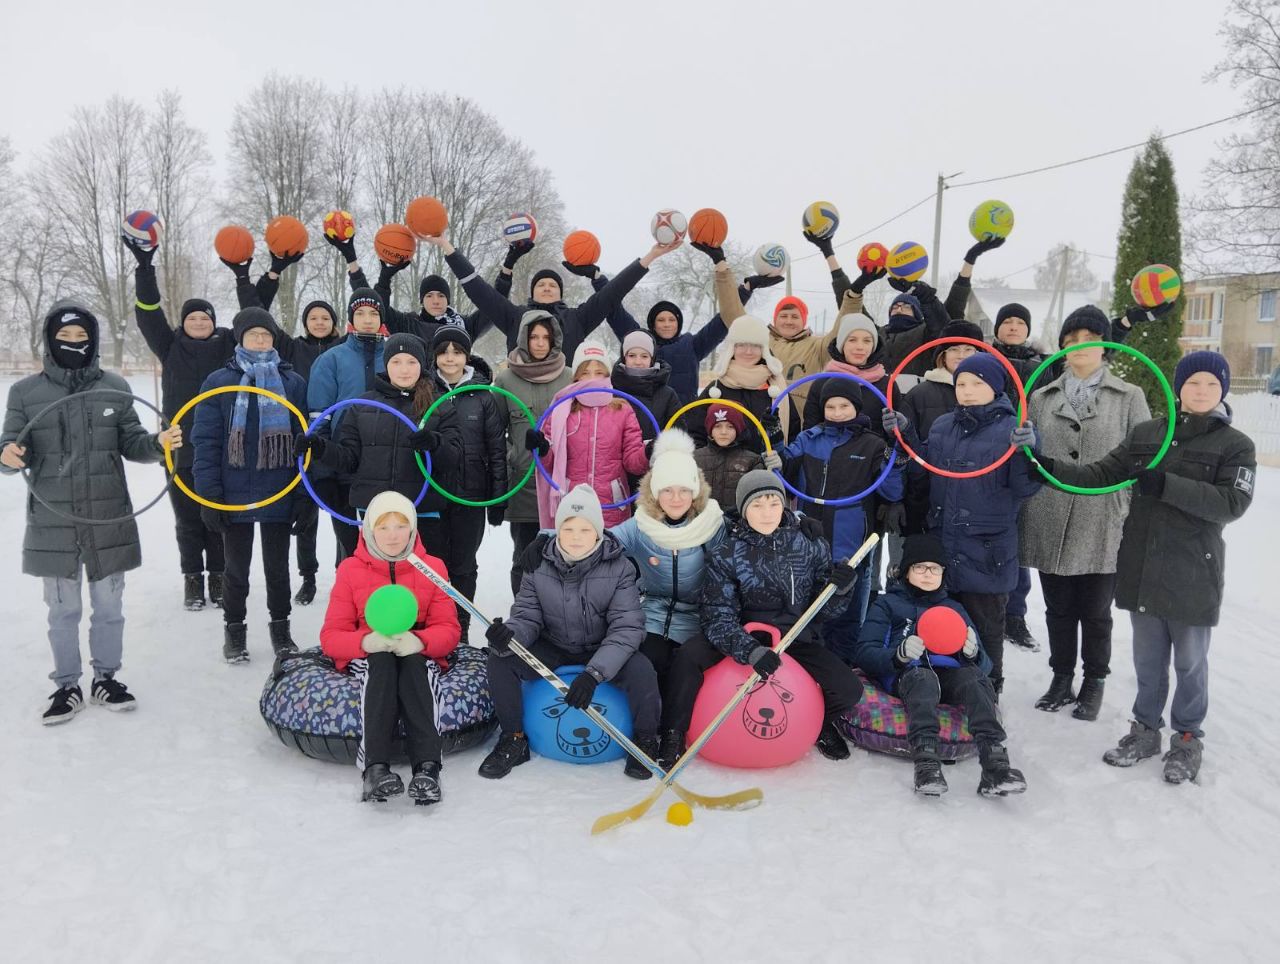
[214,225,255,264]
[374,223,417,265]
[563,229,601,267]
[405,196,448,239]
[688,208,728,247]
[264,215,309,257]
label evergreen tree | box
[1110,134,1183,414]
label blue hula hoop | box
[769,371,897,507]
[533,385,661,510]
[298,397,432,527]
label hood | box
[516,309,564,354]
[360,491,420,563]
[43,301,102,380]
[610,358,673,396]
[432,354,494,390]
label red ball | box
[917,606,967,655]
[857,242,889,272]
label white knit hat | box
[647,429,701,496]
[571,340,609,375]
[361,490,419,562]
[836,311,879,353]
[709,315,785,398]
[554,483,604,540]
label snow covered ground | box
[3,378,1279,962]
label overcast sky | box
[0,0,1242,314]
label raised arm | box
[426,237,524,339]
[124,240,174,359]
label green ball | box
[366,584,418,635]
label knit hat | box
[419,274,451,303]
[300,300,336,335]
[936,319,984,365]
[530,268,563,299]
[899,533,946,572]
[646,300,683,336]
[705,404,746,436]
[180,298,216,325]
[384,332,428,370]
[995,303,1030,340]
[1174,350,1231,399]
[821,376,863,412]
[431,325,472,357]
[836,311,879,354]
[735,469,785,515]
[890,293,923,323]
[648,429,701,496]
[773,295,809,326]
[347,287,384,329]
[954,353,1007,395]
[1058,305,1109,348]
[622,330,656,362]
[362,490,419,563]
[555,483,604,541]
[709,315,786,398]
[571,340,609,375]
[231,307,280,347]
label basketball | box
[563,229,601,267]
[802,200,840,240]
[323,209,355,242]
[373,223,417,265]
[689,208,729,247]
[887,241,929,282]
[753,243,789,277]
[650,209,688,246]
[405,195,448,239]
[264,215,309,257]
[503,212,538,245]
[214,225,255,264]
[917,606,968,656]
[121,210,163,250]
[1130,264,1182,308]
[968,199,1016,242]
[857,242,889,272]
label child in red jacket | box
[321,490,460,805]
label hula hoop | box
[14,388,172,526]
[664,398,775,453]
[533,386,661,510]
[1020,342,1176,495]
[300,398,432,527]
[167,385,311,512]
[886,336,1027,480]
[417,383,537,507]
[770,372,897,507]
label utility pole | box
[1045,245,1072,343]
[929,170,964,288]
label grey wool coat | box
[1018,367,1150,575]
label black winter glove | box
[379,257,410,278]
[564,670,600,709]
[561,260,599,280]
[519,533,551,573]
[691,241,726,264]
[269,250,304,276]
[322,231,358,264]
[525,428,550,456]
[803,232,835,259]
[886,276,937,300]
[1134,468,1166,498]
[201,507,228,535]
[963,236,1006,265]
[487,504,506,527]
[220,257,252,283]
[748,646,782,679]
[849,266,886,295]
[503,239,534,270]
[828,561,859,595]
[484,618,516,657]
[744,273,785,290]
[408,425,442,453]
[877,502,906,535]
[1031,452,1056,473]
[1121,301,1175,329]
[290,497,317,535]
[121,234,156,267]
[797,514,825,542]
[293,433,326,462]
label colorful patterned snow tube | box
[260,645,497,764]
[837,670,977,761]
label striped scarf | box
[229,346,292,469]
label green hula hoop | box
[418,383,538,507]
[1019,341,1176,495]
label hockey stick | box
[404,554,763,815]
[591,533,879,836]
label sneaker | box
[657,728,686,772]
[183,573,205,611]
[223,622,249,665]
[624,733,659,780]
[294,575,316,606]
[978,744,1027,797]
[1163,732,1203,785]
[1035,673,1076,712]
[1102,721,1162,768]
[42,685,84,725]
[913,758,949,796]
[815,719,851,761]
[1072,677,1106,722]
[207,572,224,608]
[1004,615,1040,653]
[90,675,136,712]
[408,761,442,805]
[478,732,531,780]
[361,763,405,803]
[268,619,298,656]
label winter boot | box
[361,763,405,803]
[407,761,443,805]
[293,574,317,606]
[815,718,851,760]
[41,685,84,726]
[90,674,136,712]
[977,744,1027,797]
[912,742,948,796]
[1163,732,1203,785]
[992,676,1004,705]
[1004,615,1040,653]
[223,622,249,665]
[1072,677,1105,721]
[658,728,686,772]
[1102,720,1162,767]
[1035,673,1076,712]
[268,619,298,656]
[624,733,660,779]
[478,732,531,780]
[183,573,206,611]
[208,572,224,608]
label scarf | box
[229,345,291,470]
[824,357,886,383]
[537,377,615,525]
[506,344,567,384]
[768,326,811,343]
[635,500,725,550]
[1063,365,1106,417]
[721,360,772,391]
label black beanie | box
[419,274,451,303]
[431,325,473,357]
[530,268,563,299]
[1058,306,1109,348]
[646,300,684,336]
[994,303,1030,338]
[347,287,384,329]
[180,298,216,325]
[936,320,985,365]
[900,533,946,572]
[231,307,280,347]
[300,300,337,336]
[820,376,863,412]
[384,332,428,370]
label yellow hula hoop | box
[166,384,311,512]
[665,398,774,453]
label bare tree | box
[1034,243,1098,291]
[633,242,755,328]
[145,90,212,314]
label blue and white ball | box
[753,242,789,277]
[121,210,164,251]
[502,212,538,245]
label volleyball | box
[968,199,1016,242]
[886,241,929,282]
[503,212,538,245]
[1130,264,1182,308]
[121,210,164,250]
[802,200,840,240]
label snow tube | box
[837,670,977,761]
[259,645,497,765]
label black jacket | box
[832,268,949,378]
[899,371,957,534]
[234,273,341,381]
[428,358,508,502]
[801,339,892,437]
[610,360,681,442]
